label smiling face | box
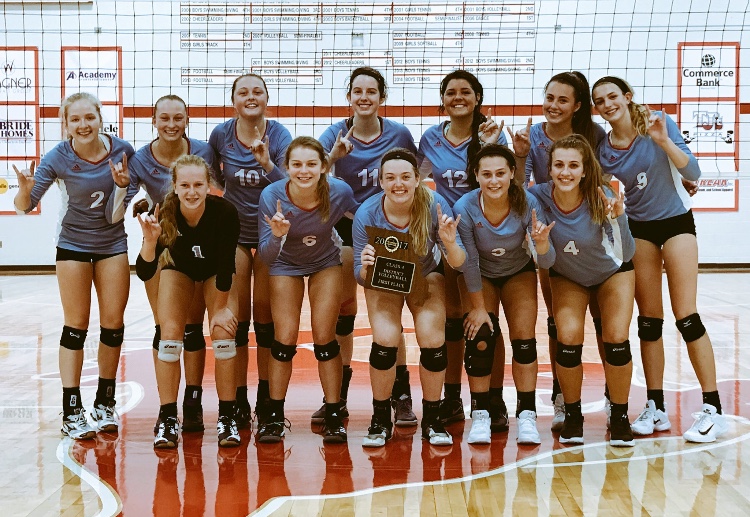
[441,78,479,121]
[476,155,514,201]
[232,75,268,120]
[153,98,188,142]
[592,82,632,125]
[549,147,585,194]
[64,99,102,145]
[380,159,419,207]
[543,81,580,126]
[287,145,323,191]
[174,164,210,211]
[347,73,384,118]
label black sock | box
[423,399,441,423]
[373,398,391,422]
[444,383,461,400]
[94,377,116,407]
[489,387,505,410]
[218,400,235,419]
[396,364,408,379]
[236,385,249,407]
[647,389,665,411]
[257,379,270,403]
[63,387,82,416]
[325,402,341,420]
[392,367,411,398]
[610,402,628,419]
[159,402,178,419]
[516,390,536,416]
[703,391,722,414]
[565,400,583,419]
[470,391,490,412]
[551,379,562,401]
[340,365,353,400]
[184,385,202,407]
[268,398,285,421]
[604,384,610,401]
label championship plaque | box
[365,226,427,303]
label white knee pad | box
[212,339,236,360]
[158,340,183,363]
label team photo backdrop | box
[0,0,748,264]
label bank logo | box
[701,54,716,67]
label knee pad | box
[336,315,356,337]
[152,325,161,351]
[184,323,206,352]
[212,339,236,360]
[547,316,558,340]
[369,342,397,371]
[254,321,274,349]
[511,338,538,365]
[445,317,465,341]
[60,326,87,351]
[100,326,124,347]
[271,340,297,362]
[234,320,250,348]
[464,326,496,378]
[555,342,583,368]
[158,340,183,363]
[314,340,341,362]
[638,316,664,341]
[604,340,632,367]
[593,317,603,337]
[676,313,707,343]
[420,343,448,373]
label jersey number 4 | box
[563,240,580,255]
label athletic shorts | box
[549,260,634,289]
[56,247,125,263]
[485,258,536,290]
[334,217,354,247]
[238,242,258,251]
[427,259,445,277]
[628,211,696,248]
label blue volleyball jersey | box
[454,189,555,293]
[258,177,359,276]
[352,190,466,286]
[127,137,216,207]
[319,118,416,203]
[597,112,699,222]
[524,122,606,186]
[529,183,635,287]
[26,136,135,254]
[209,118,292,244]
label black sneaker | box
[322,414,347,444]
[490,401,509,433]
[362,416,393,448]
[559,414,584,445]
[154,416,180,449]
[392,394,418,427]
[311,399,349,424]
[422,419,453,446]
[609,413,635,447]
[439,397,466,424]
[217,416,241,447]
[234,403,252,430]
[257,418,291,444]
[182,405,204,432]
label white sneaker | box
[683,404,728,443]
[516,410,542,445]
[61,408,96,440]
[467,410,491,444]
[91,403,119,432]
[631,400,671,436]
[551,393,565,432]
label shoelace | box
[636,408,653,421]
[691,410,712,429]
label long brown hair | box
[380,148,433,256]
[439,70,486,170]
[548,135,608,225]
[467,144,527,217]
[285,136,331,222]
[592,76,650,136]
[545,72,598,150]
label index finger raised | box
[276,199,282,213]
[345,124,355,139]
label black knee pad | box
[547,316,558,340]
[604,340,632,367]
[271,340,297,362]
[61,326,87,351]
[638,316,664,341]
[152,325,161,351]
[420,343,448,373]
[593,317,603,337]
[676,313,707,343]
[235,320,250,348]
[254,321,274,349]
[314,340,340,362]
[555,342,583,368]
[183,323,206,352]
[369,342,397,371]
[100,326,124,347]
[445,317,464,341]
[464,325,496,378]
[336,315,356,336]
[511,338,538,365]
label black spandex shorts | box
[335,217,354,247]
[429,259,445,277]
[549,260,634,289]
[56,247,125,263]
[486,258,536,290]
[238,242,258,251]
[628,211,696,248]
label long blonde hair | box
[592,76,650,136]
[285,136,331,222]
[60,92,103,140]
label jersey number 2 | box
[89,191,104,208]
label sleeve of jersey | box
[341,182,360,216]
[123,154,143,208]
[256,190,284,266]
[105,143,136,224]
[25,152,59,213]
[528,196,556,269]
[352,209,369,287]
[666,113,701,181]
[524,154,533,187]
[613,213,636,264]
[208,127,226,188]
[402,127,418,154]
[216,203,240,292]
[266,125,292,182]
[454,201,482,293]
[135,247,162,282]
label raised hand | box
[12,160,36,192]
[131,198,150,217]
[508,117,533,157]
[437,203,461,244]
[109,152,129,188]
[264,199,291,237]
[646,105,669,145]
[529,208,555,250]
[329,125,355,163]
[251,126,272,170]
[598,187,625,217]
[137,203,162,243]
[478,108,504,145]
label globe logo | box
[701,54,716,67]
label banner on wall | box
[692,178,738,211]
[0,48,38,104]
[0,171,40,215]
[0,105,38,159]
[62,49,121,103]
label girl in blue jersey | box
[529,135,636,447]
[454,144,554,445]
[319,67,418,426]
[13,92,134,440]
[209,73,292,428]
[127,95,216,432]
[256,137,359,444]
[354,148,467,448]
[593,77,725,443]
[136,155,241,449]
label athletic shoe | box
[362,416,393,448]
[91,403,119,432]
[256,418,290,444]
[559,414,584,445]
[439,397,466,424]
[217,416,241,447]
[61,409,96,440]
[254,398,271,427]
[604,396,611,430]
[234,402,252,430]
[683,404,728,443]
[467,410,492,444]
[551,393,565,432]
[422,419,453,446]
[322,414,347,444]
[609,412,635,447]
[490,401,509,433]
[631,400,672,436]
[516,410,542,445]
[311,398,349,424]
[393,394,418,427]
[153,416,180,449]
[182,405,204,432]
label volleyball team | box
[13,67,726,451]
